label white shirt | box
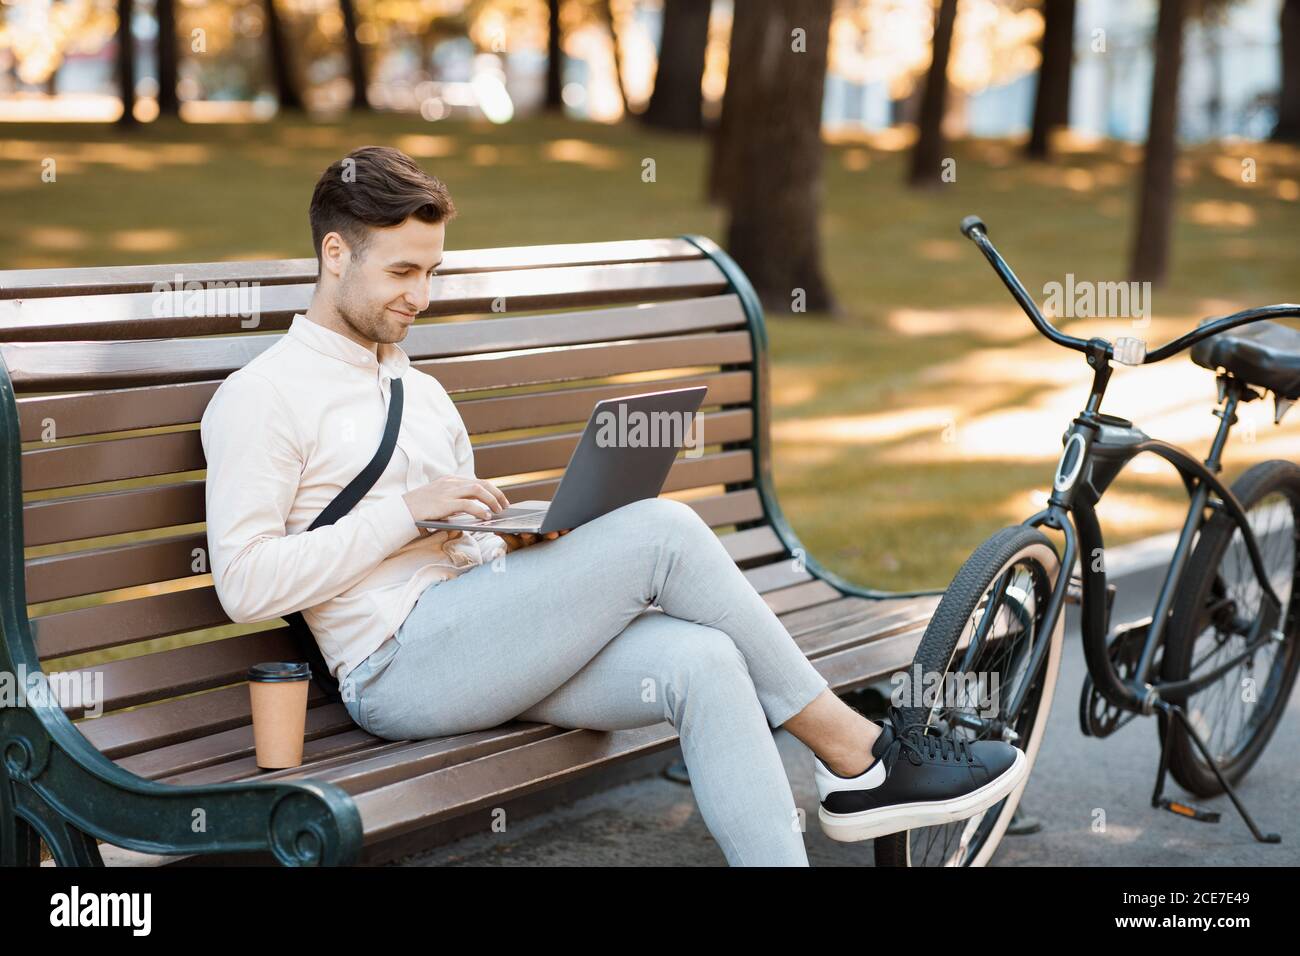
[200,313,507,685]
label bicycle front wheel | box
[1162,459,1300,796]
[874,525,1064,867]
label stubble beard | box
[335,264,406,345]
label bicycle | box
[874,215,1300,867]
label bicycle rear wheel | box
[874,525,1063,867]
[1162,459,1300,796]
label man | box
[202,146,1028,865]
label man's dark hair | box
[309,145,456,268]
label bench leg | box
[7,778,103,866]
[1,770,42,865]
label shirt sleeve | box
[200,370,419,624]
[440,383,507,565]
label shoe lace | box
[884,706,974,769]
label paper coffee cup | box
[247,662,312,769]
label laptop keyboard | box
[474,508,546,527]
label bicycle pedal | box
[1157,798,1221,824]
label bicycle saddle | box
[1190,319,1300,400]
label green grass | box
[5,113,1300,594]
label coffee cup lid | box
[247,661,312,682]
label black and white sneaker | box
[813,705,1028,843]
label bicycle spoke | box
[905,559,1047,866]
[1183,492,1295,770]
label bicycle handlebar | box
[958,215,1300,365]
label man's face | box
[329,217,445,346]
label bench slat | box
[440,369,751,435]
[16,331,752,441]
[73,683,326,760]
[6,296,748,393]
[62,627,300,717]
[476,407,752,484]
[0,260,727,340]
[23,450,755,565]
[757,579,843,615]
[741,558,813,592]
[24,481,207,549]
[0,238,703,299]
[19,405,751,494]
[116,714,566,782]
[798,594,941,658]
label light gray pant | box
[340,496,831,865]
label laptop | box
[416,385,708,535]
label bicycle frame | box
[1007,365,1288,728]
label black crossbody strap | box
[286,377,405,700]
[308,377,404,532]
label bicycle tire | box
[1161,458,1300,797]
[874,525,1064,867]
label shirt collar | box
[287,313,410,378]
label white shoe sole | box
[818,748,1029,843]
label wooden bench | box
[0,236,940,866]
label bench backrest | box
[0,236,828,768]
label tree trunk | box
[907,0,958,188]
[1129,0,1187,285]
[641,0,710,131]
[1026,0,1076,159]
[1275,0,1300,141]
[707,0,766,204]
[117,0,137,126]
[264,0,304,111]
[156,0,179,115]
[545,0,563,111]
[601,0,629,115]
[339,0,368,110]
[723,0,836,315]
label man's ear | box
[320,231,349,280]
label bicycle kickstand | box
[1150,700,1281,844]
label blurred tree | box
[339,0,369,109]
[907,0,957,188]
[545,0,563,110]
[1026,0,1075,159]
[1130,0,1188,285]
[264,0,304,111]
[156,0,178,115]
[641,0,709,131]
[116,0,137,125]
[0,1,92,90]
[722,0,836,314]
[707,0,763,204]
[1276,0,1300,141]
[599,0,629,114]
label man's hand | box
[496,529,571,553]
[405,475,509,540]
